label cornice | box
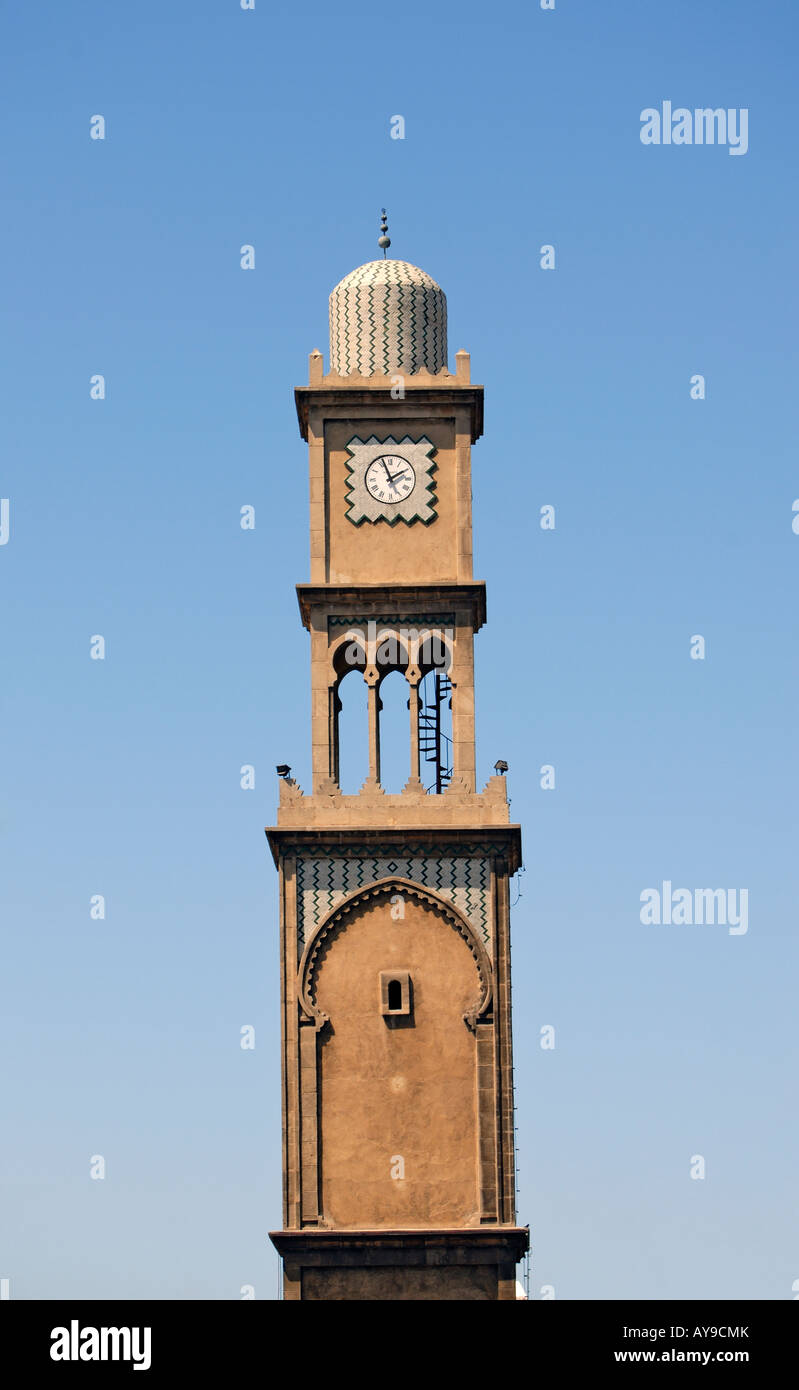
[295,581,487,631]
[295,382,484,443]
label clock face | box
[364,455,416,505]
[344,435,436,526]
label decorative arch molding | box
[296,876,493,1033]
[328,628,367,683]
[326,625,454,685]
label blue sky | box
[2,0,797,1300]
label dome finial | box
[377,208,391,259]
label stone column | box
[404,663,423,792]
[450,614,476,792]
[362,665,381,790]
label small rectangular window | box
[379,970,411,1017]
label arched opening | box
[377,669,410,792]
[336,668,368,793]
[418,665,453,793]
[329,628,455,794]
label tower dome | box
[329,258,448,377]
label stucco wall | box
[314,892,481,1228]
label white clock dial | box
[364,455,416,505]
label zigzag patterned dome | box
[329,259,448,377]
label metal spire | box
[378,208,391,258]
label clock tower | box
[267,220,528,1300]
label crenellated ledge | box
[273,771,513,832]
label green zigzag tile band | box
[296,853,493,953]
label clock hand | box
[375,458,411,490]
[381,463,406,487]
